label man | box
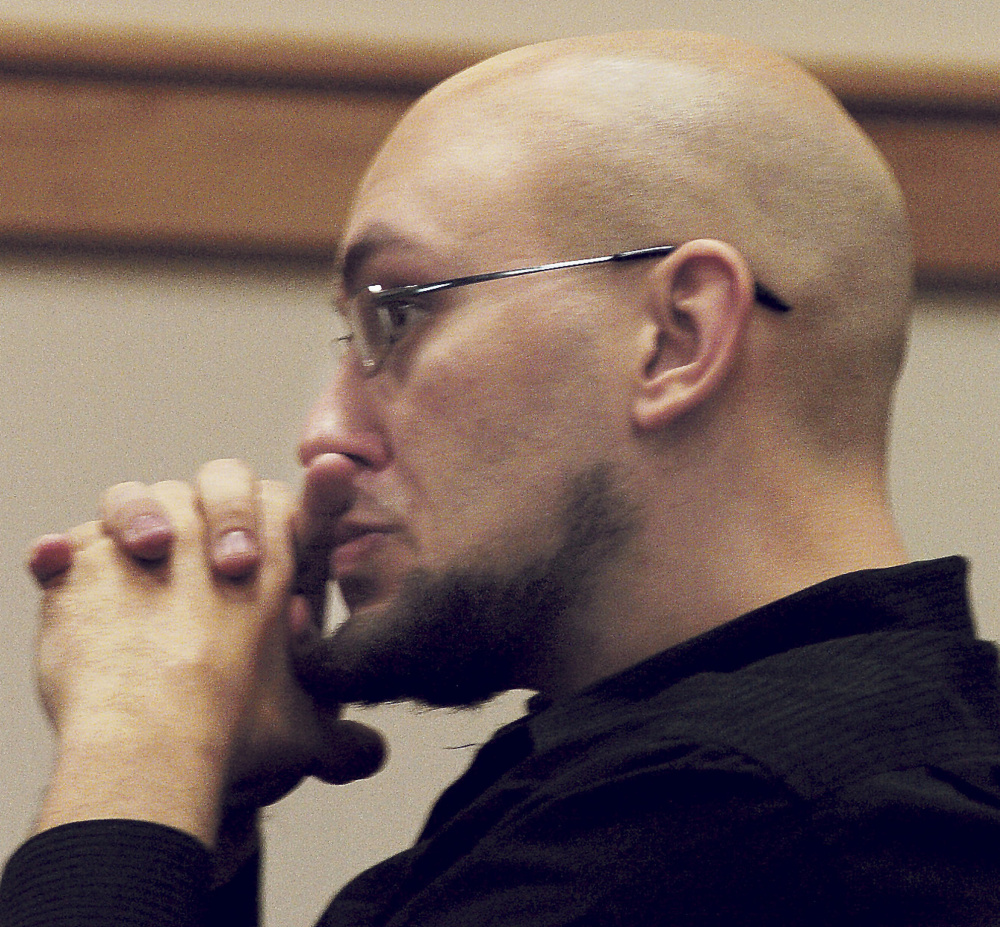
[3,29,999,926]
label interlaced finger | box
[99,481,174,562]
[195,459,261,580]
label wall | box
[892,296,1000,636]
[3,0,999,66]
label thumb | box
[311,716,387,785]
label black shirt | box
[5,558,1000,925]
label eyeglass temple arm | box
[405,245,791,312]
[614,247,791,313]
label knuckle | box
[99,481,151,516]
[207,499,257,534]
[103,479,146,500]
[150,480,200,532]
[152,479,197,508]
[69,519,104,548]
[198,457,256,485]
[197,461,261,534]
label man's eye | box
[375,297,423,344]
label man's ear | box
[632,239,756,431]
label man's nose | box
[298,357,390,471]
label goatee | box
[293,464,637,708]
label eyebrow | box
[335,225,424,293]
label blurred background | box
[1,2,998,924]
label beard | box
[292,464,638,709]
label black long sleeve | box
[0,820,259,927]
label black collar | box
[527,557,972,748]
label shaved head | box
[360,31,913,462]
[312,31,916,699]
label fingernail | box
[124,514,170,545]
[215,529,256,562]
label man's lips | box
[292,520,396,624]
[329,524,394,577]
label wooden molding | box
[1,22,998,285]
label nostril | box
[298,418,391,471]
[298,364,390,470]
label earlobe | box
[631,240,755,431]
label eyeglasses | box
[336,244,791,374]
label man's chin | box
[294,565,536,710]
[296,465,637,710]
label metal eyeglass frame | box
[338,244,792,374]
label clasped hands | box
[27,459,384,854]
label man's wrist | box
[34,730,231,848]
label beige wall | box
[4,0,1000,65]
[892,296,1000,642]
[2,3,999,924]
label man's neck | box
[539,469,909,700]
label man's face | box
[293,100,639,707]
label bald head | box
[355,31,913,463]
[325,32,916,678]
